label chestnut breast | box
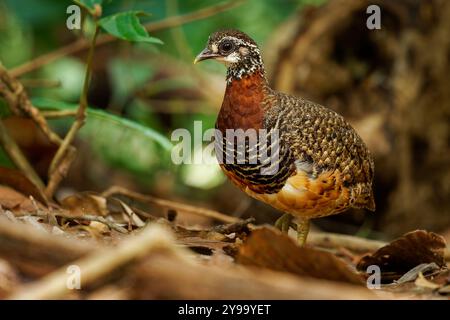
[216,72,267,132]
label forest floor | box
[0,184,449,300]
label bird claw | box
[275,214,310,246]
[275,213,293,233]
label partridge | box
[194,29,375,245]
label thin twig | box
[9,0,244,77]
[37,212,128,234]
[48,26,99,176]
[308,232,386,253]
[44,136,76,198]
[102,186,240,224]
[0,63,63,146]
[26,196,128,234]
[20,79,61,89]
[41,110,78,118]
[65,214,128,234]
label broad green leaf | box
[74,0,103,15]
[32,97,171,150]
[32,97,172,177]
[98,11,163,44]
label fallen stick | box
[308,232,386,253]
[0,216,93,276]
[8,224,180,299]
[132,250,382,300]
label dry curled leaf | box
[356,230,447,281]
[61,192,108,217]
[117,199,145,228]
[0,167,48,205]
[89,221,111,234]
[0,185,45,212]
[236,227,364,285]
[2,116,57,178]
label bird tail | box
[364,192,376,212]
[351,184,376,211]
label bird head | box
[194,29,264,80]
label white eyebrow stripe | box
[220,36,258,48]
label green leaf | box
[32,97,173,179]
[98,11,163,44]
[74,0,103,15]
[31,97,172,151]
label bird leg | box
[275,214,310,246]
[296,219,310,246]
[274,213,293,233]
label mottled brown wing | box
[263,92,375,211]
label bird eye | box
[219,41,234,53]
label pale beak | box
[194,48,220,64]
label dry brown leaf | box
[89,221,110,234]
[60,192,108,217]
[0,167,47,204]
[236,227,364,285]
[117,199,145,228]
[0,185,45,212]
[356,230,447,280]
[2,116,57,178]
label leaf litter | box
[0,184,448,299]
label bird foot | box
[274,213,293,233]
[275,214,310,246]
[296,219,310,246]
